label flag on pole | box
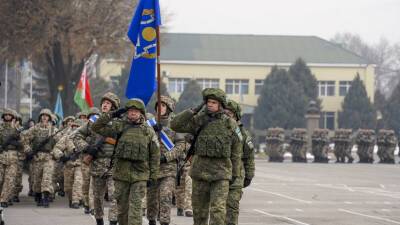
[147,118,174,151]
[74,65,94,112]
[54,91,64,121]
[125,0,161,105]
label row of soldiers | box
[0,87,255,225]
[266,128,398,164]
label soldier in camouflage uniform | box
[333,129,354,163]
[356,129,375,163]
[53,119,83,208]
[289,128,308,163]
[377,129,397,164]
[12,111,25,203]
[224,100,255,225]
[92,98,160,225]
[76,112,89,122]
[24,108,59,207]
[171,88,242,225]
[0,108,23,207]
[73,92,119,225]
[146,96,186,225]
[176,135,193,217]
[311,129,330,163]
[266,128,285,162]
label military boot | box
[12,196,20,203]
[7,200,13,206]
[35,193,43,207]
[42,192,50,208]
[96,218,104,225]
[348,158,354,163]
[185,210,193,217]
[71,202,80,209]
[84,205,90,214]
[109,221,117,225]
[0,202,7,208]
[58,190,65,197]
[177,208,184,216]
[161,223,169,225]
[28,189,34,197]
[149,220,156,225]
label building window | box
[196,79,219,89]
[318,81,335,96]
[320,112,335,130]
[168,78,189,93]
[255,79,264,95]
[339,81,352,96]
[226,79,249,94]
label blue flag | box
[126,0,162,105]
[54,92,64,121]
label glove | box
[26,152,35,161]
[111,108,127,118]
[147,179,158,188]
[160,154,167,163]
[70,152,80,161]
[191,102,205,114]
[152,123,163,132]
[229,176,237,186]
[243,178,252,188]
[86,146,99,157]
[60,155,70,163]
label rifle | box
[29,129,63,158]
[0,126,27,152]
[82,136,116,165]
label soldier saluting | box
[171,88,242,225]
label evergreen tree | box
[338,74,376,129]
[175,79,203,113]
[289,58,320,107]
[254,66,308,129]
[385,81,400,134]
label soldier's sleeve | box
[91,112,121,137]
[170,109,197,134]
[22,126,36,153]
[148,128,160,181]
[243,129,255,179]
[52,135,67,160]
[72,123,91,152]
[164,132,186,162]
[231,122,243,178]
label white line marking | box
[249,188,312,204]
[295,208,304,212]
[254,209,311,225]
[338,209,400,224]
[344,201,352,204]
[382,209,391,212]
[380,184,386,189]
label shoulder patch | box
[235,127,243,141]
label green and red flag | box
[74,65,93,111]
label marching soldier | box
[176,135,193,217]
[311,129,330,163]
[171,88,242,225]
[12,111,25,203]
[266,128,285,162]
[289,128,308,163]
[377,129,397,164]
[333,129,354,163]
[224,100,255,225]
[0,108,23,207]
[92,98,160,225]
[76,112,89,122]
[24,108,60,207]
[356,129,375,163]
[73,92,119,225]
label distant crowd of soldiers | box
[266,127,399,164]
[0,87,255,225]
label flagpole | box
[156,26,161,125]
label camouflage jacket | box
[171,109,242,182]
[53,133,81,167]
[240,125,255,180]
[0,122,23,165]
[23,123,59,161]
[91,113,160,183]
[72,117,117,177]
[157,114,186,179]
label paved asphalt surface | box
[4,157,400,225]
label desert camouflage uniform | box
[377,129,397,164]
[333,129,354,163]
[289,128,308,163]
[266,128,285,162]
[311,129,330,163]
[176,161,192,214]
[356,129,375,163]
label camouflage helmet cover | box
[125,98,146,115]
[202,88,227,107]
[155,95,176,112]
[39,108,53,120]
[87,107,100,118]
[225,99,242,120]
[101,92,121,109]
[76,111,88,118]
[63,116,76,124]
[1,108,16,119]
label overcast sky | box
[161,0,400,44]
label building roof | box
[160,33,369,65]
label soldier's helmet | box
[155,95,176,113]
[225,99,242,120]
[202,88,227,107]
[63,116,75,125]
[76,111,88,119]
[72,119,85,127]
[38,108,53,120]
[101,92,121,109]
[125,98,146,115]
[1,108,16,120]
[87,107,100,118]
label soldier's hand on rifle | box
[26,152,35,161]
[86,146,99,157]
[191,102,205,114]
[60,155,70,163]
[243,177,252,188]
[147,179,157,188]
[152,123,163,132]
[111,108,128,118]
[160,154,167,163]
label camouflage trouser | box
[378,146,395,163]
[81,162,94,208]
[92,175,118,221]
[290,143,307,162]
[267,143,285,162]
[141,190,146,210]
[28,160,35,192]
[147,176,175,223]
[192,179,229,225]
[226,176,244,225]
[32,155,55,194]
[357,145,374,162]
[176,164,192,211]
[64,164,83,204]
[115,180,146,225]
[0,160,18,202]
[53,161,64,193]
[13,161,24,197]
[312,144,329,162]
